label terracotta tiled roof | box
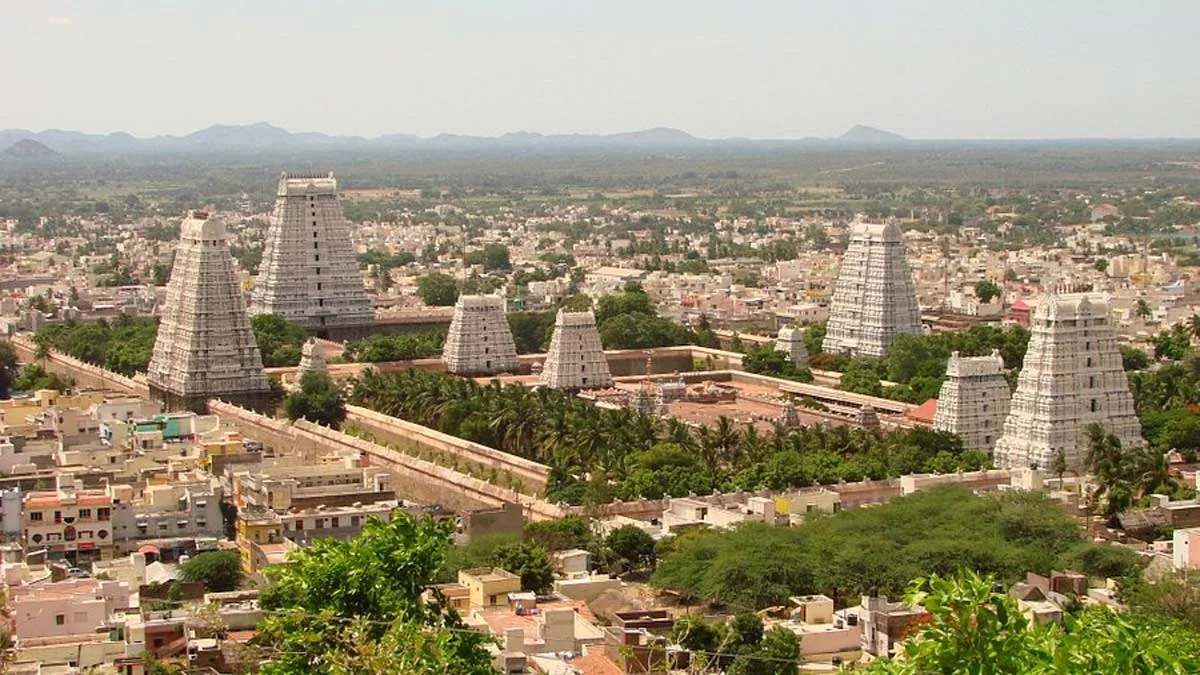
[906,398,938,424]
[569,650,623,675]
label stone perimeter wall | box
[10,336,149,398]
[343,404,550,494]
[207,400,564,521]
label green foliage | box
[742,347,813,382]
[12,364,72,393]
[34,316,158,376]
[974,279,1002,303]
[257,514,495,675]
[606,525,657,570]
[867,569,1200,674]
[670,613,799,674]
[284,372,347,428]
[1120,344,1151,371]
[652,487,1081,610]
[1141,407,1200,455]
[416,272,459,306]
[592,286,701,350]
[524,516,593,552]
[1057,542,1145,580]
[179,551,242,592]
[839,357,885,396]
[357,248,415,270]
[488,541,554,593]
[250,314,308,367]
[1084,423,1177,519]
[464,243,511,271]
[350,369,986,505]
[507,311,557,354]
[1122,570,1200,632]
[343,332,444,363]
[437,534,520,584]
[1128,354,1200,413]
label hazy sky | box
[2,1,1197,139]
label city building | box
[539,309,612,390]
[23,480,120,564]
[933,350,1012,454]
[823,221,923,358]
[993,292,1143,470]
[775,325,810,369]
[442,295,519,375]
[251,172,374,336]
[146,211,271,413]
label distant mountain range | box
[0,123,909,156]
[1,138,61,159]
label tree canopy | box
[251,314,308,367]
[284,371,347,428]
[256,514,495,675]
[179,551,242,593]
[416,272,460,307]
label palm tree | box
[1136,298,1152,320]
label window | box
[1089,375,1096,388]
[314,254,320,262]
[54,511,62,524]
[97,508,110,520]
[30,511,43,522]
[1091,399,1099,412]
[1086,357,1093,368]
[56,614,65,626]
[331,517,340,528]
[313,242,319,249]
[295,520,304,531]
[351,516,361,527]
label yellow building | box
[458,567,521,609]
[235,511,285,574]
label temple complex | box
[775,326,809,369]
[147,211,271,413]
[993,292,1143,470]
[442,295,520,375]
[933,350,1011,454]
[540,309,612,390]
[823,220,923,358]
[251,172,373,337]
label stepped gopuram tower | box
[148,211,271,413]
[540,309,612,390]
[933,350,1012,454]
[251,172,373,338]
[442,295,520,376]
[993,292,1143,470]
[823,220,923,358]
[775,325,809,369]
[295,338,328,381]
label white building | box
[933,351,1011,454]
[540,310,612,390]
[442,295,520,376]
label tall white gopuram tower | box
[933,350,1012,454]
[993,292,1143,470]
[823,220,923,358]
[442,295,520,375]
[540,309,612,390]
[251,172,373,337]
[148,211,271,413]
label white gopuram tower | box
[251,172,373,337]
[993,292,1143,470]
[823,220,923,358]
[775,326,809,369]
[442,295,520,375]
[148,211,271,413]
[933,350,1012,454]
[540,309,612,390]
[295,338,328,380]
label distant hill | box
[839,125,906,142]
[2,138,61,159]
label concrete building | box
[251,172,374,335]
[775,325,809,369]
[993,292,1143,470]
[823,221,923,358]
[147,211,270,413]
[442,295,519,376]
[110,482,224,552]
[539,309,612,390]
[23,481,119,564]
[857,593,928,657]
[8,577,132,642]
[459,567,522,608]
[933,350,1012,454]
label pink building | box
[1173,527,1200,570]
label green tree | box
[1095,258,1109,273]
[12,364,72,393]
[867,569,1200,674]
[257,514,495,675]
[606,525,657,570]
[417,272,460,307]
[465,243,512,271]
[250,314,308,367]
[0,341,20,398]
[1120,344,1150,371]
[179,551,242,592]
[974,279,1002,303]
[1136,298,1153,320]
[489,541,554,593]
[284,372,347,428]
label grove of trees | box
[349,369,986,505]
